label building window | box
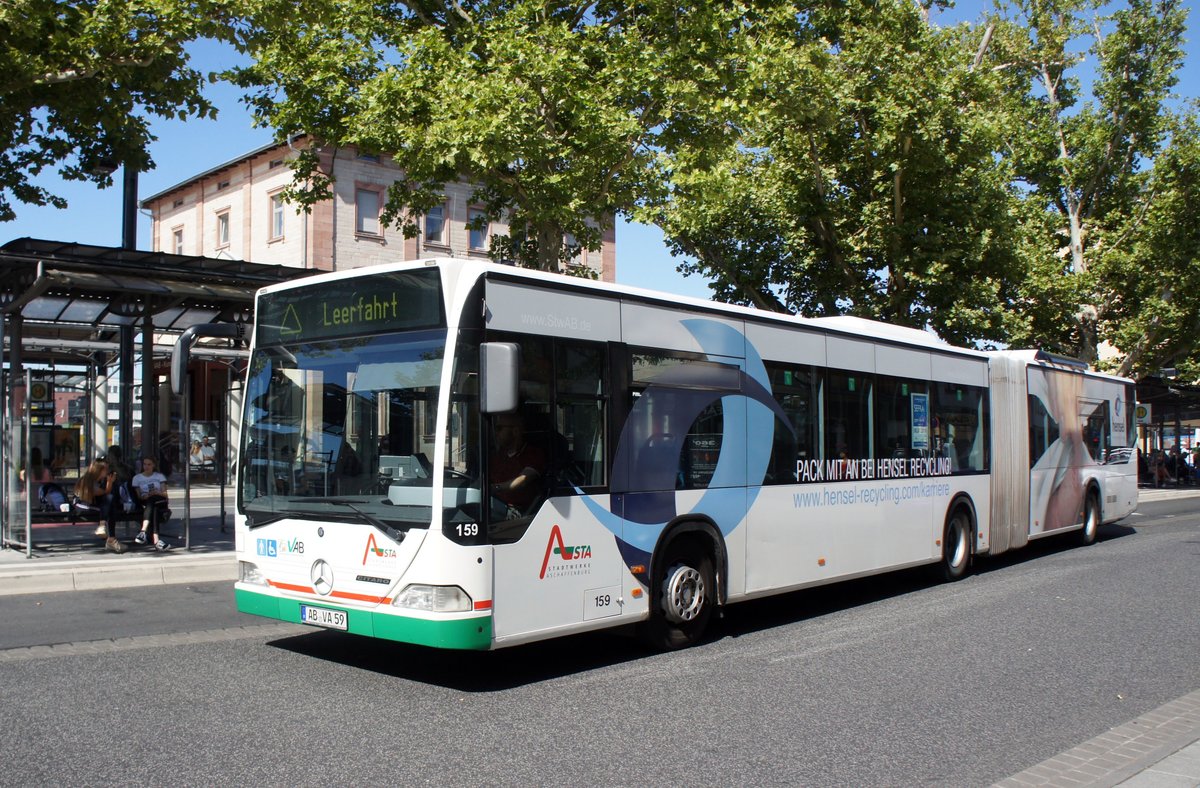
[172,198,184,209]
[216,211,230,248]
[172,228,184,255]
[468,207,489,251]
[424,203,447,246]
[270,193,285,240]
[356,188,381,236]
[564,232,583,266]
[217,180,230,191]
[269,158,284,169]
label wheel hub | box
[662,563,705,624]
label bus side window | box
[825,371,873,464]
[555,341,607,488]
[1081,400,1110,463]
[1028,394,1058,468]
[763,362,821,484]
[875,376,930,461]
[934,383,990,473]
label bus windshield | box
[240,329,454,531]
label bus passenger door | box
[491,496,625,643]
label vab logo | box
[363,533,397,564]
[539,524,592,579]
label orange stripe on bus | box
[330,589,388,604]
[474,600,493,610]
[269,580,313,594]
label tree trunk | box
[534,223,561,272]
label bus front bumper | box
[235,588,493,650]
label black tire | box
[940,508,973,581]
[639,540,715,650]
[1078,491,1100,546]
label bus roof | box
[258,258,991,359]
[990,348,1133,383]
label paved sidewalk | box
[0,483,237,595]
[995,690,1200,788]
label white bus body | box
[234,260,1137,649]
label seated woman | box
[75,458,125,554]
[131,457,173,551]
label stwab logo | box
[539,524,592,580]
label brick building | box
[141,139,616,279]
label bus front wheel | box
[940,509,973,582]
[640,541,714,650]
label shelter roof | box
[1136,376,1200,425]
[0,237,313,366]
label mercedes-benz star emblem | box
[310,559,334,596]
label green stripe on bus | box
[235,588,492,650]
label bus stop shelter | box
[1135,376,1200,452]
[0,237,312,555]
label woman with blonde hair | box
[75,458,126,553]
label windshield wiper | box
[289,497,406,542]
[246,509,306,529]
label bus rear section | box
[987,351,1138,555]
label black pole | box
[119,325,133,451]
[219,383,227,532]
[141,313,155,463]
[122,167,138,251]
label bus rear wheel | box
[1078,491,1100,546]
[940,509,973,582]
[640,541,714,650]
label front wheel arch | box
[639,520,725,650]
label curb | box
[1134,487,1200,503]
[0,553,237,596]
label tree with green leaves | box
[0,0,222,222]
[982,0,1194,375]
[228,0,763,271]
[648,0,1025,347]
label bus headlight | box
[392,584,472,613]
[239,561,268,586]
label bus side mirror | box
[481,342,520,414]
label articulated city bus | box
[233,259,1138,650]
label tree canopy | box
[648,0,1027,347]
[228,0,764,271]
[0,0,222,221]
[650,0,1198,373]
[981,0,1196,375]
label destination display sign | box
[256,269,444,345]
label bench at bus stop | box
[23,494,142,547]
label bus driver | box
[488,411,546,518]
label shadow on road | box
[267,625,653,691]
[265,523,1138,690]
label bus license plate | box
[300,605,347,630]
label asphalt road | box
[0,498,1196,785]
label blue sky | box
[3,0,1197,301]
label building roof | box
[138,139,290,206]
